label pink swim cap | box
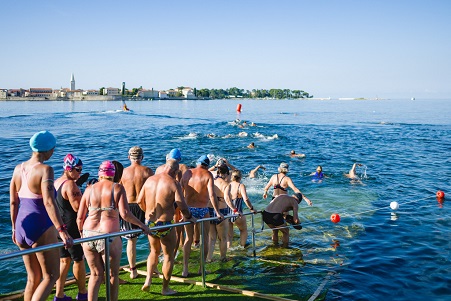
[98,160,115,177]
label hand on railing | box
[58,229,74,249]
[184,212,197,223]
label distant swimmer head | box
[63,153,83,171]
[294,193,303,203]
[29,130,56,152]
[290,150,296,155]
[197,155,210,167]
[98,160,116,178]
[167,148,182,161]
[316,165,323,172]
[279,162,289,173]
[128,146,143,161]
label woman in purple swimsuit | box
[10,130,73,301]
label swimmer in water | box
[345,163,362,180]
[249,165,265,178]
[290,150,305,158]
[310,165,328,182]
[247,142,255,149]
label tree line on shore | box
[102,86,313,99]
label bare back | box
[265,194,298,214]
[213,177,230,209]
[80,180,122,233]
[121,164,153,203]
[139,173,180,222]
[181,166,215,208]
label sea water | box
[0,99,450,300]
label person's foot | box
[162,288,177,295]
[129,266,138,279]
[181,270,189,277]
[141,284,150,292]
[53,295,72,301]
[76,292,88,301]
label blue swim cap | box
[168,148,182,161]
[29,130,56,152]
[197,155,210,167]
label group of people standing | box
[9,130,363,301]
[10,131,270,300]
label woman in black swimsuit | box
[263,162,302,200]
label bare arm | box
[286,177,301,194]
[174,183,196,223]
[207,175,222,218]
[263,175,274,199]
[223,184,238,212]
[9,167,20,244]
[64,181,83,212]
[240,184,256,213]
[118,184,149,235]
[76,186,90,232]
[41,166,73,248]
[137,179,147,212]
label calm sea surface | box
[0,99,450,300]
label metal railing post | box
[104,237,111,301]
[251,213,256,257]
[200,220,206,287]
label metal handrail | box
[0,210,262,300]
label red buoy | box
[331,213,340,223]
[436,190,445,198]
[236,103,242,112]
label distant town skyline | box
[1,1,450,99]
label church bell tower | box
[70,73,75,90]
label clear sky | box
[1,0,450,99]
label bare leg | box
[271,228,279,245]
[160,229,177,295]
[21,253,42,301]
[199,220,210,274]
[126,237,138,278]
[182,223,194,277]
[227,220,234,248]
[55,257,71,298]
[25,228,60,301]
[207,222,217,262]
[235,216,248,247]
[82,245,104,301]
[217,220,229,261]
[73,259,88,294]
[142,235,161,292]
[281,228,290,247]
[105,237,122,301]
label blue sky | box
[1,0,450,99]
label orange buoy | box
[436,190,445,198]
[236,103,242,112]
[330,213,340,223]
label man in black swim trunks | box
[262,193,304,247]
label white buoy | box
[390,201,399,210]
